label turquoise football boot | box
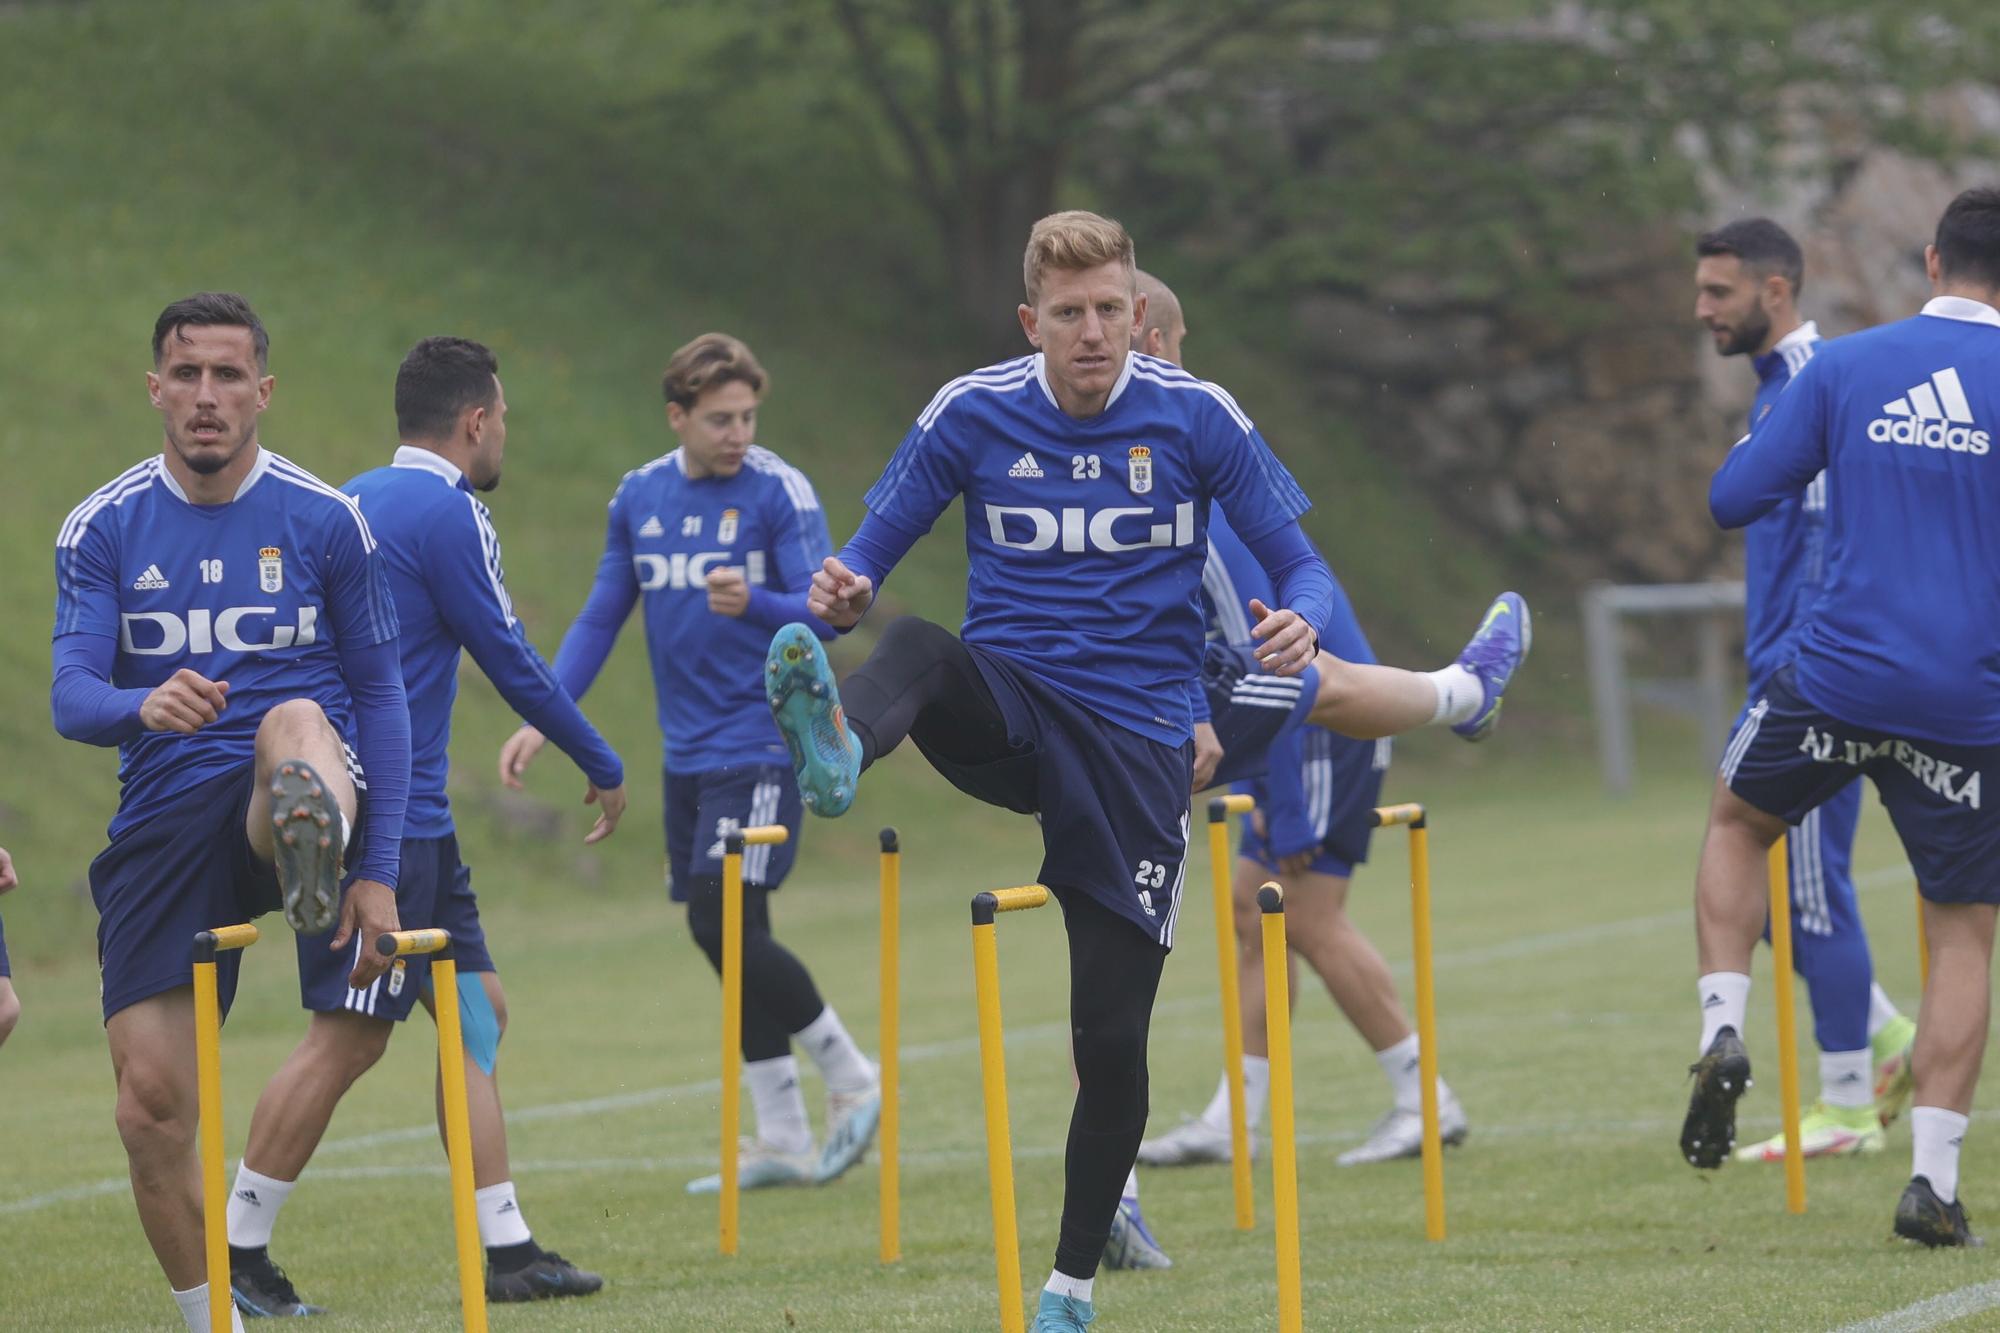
[765,624,862,816]
[1030,1289,1096,1331]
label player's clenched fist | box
[1248,599,1318,677]
[706,566,751,618]
[140,668,229,734]
[808,555,874,629]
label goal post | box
[1581,580,1745,794]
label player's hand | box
[0,847,16,894]
[808,556,874,629]
[139,669,229,734]
[1248,600,1318,677]
[706,566,751,618]
[331,879,399,988]
[1192,721,1224,791]
[1278,849,1315,877]
[498,725,547,789]
[1250,810,1268,838]
[583,782,627,844]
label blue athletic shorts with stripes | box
[297,833,494,1021]
[1723,665,2000,905]
[1201,642,1321,787]
[664,764,803,901]
[1236,730,1390,879]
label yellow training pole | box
[378,929,486,1333]
[193,924,260,1333]
[1916,883,1931,990]
[1207,793,1257,1231]
[1767,841,1807,1215]
[972,885,1049,1333]
[720,824,791,1256]
[879,827,902,1264]
[1374,803,1447,1240]
[1258,886,1303,1333]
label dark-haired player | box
[225,337,618,1314]
[52,293,408,1333]
[1691,218,1916,1164]
[1690,187,2000,1246]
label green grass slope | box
[0,0,1513,967]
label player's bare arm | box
[1192,721,1224,790]
[139,668,230,734]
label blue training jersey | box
[344,448,623,838]
[862,352,1313,745]
[1711,296,2000,745]
[553,445,835,774]
[1740,321,1826,691]
[53,448,401,846]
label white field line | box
[1828,1280,2000,1333]
[0,863,1913,1217]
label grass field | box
[4,731,1991,1332]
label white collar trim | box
[1921,296,2000,328]
[392,444,465,485]
[157,445,272,503]
[1031,350,1136,417]
[1773,320,1819,354]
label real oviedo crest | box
[1127,446,1153,495]
[258,546,284,594]
[718,508,740,546]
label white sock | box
[1045,1270,1094,1303]
[1697,972,1751,1055]
[1376,1034,1425,1113]
[1198,1056,1271,1135]
[173,1282,246,1333]
[1122,1167,1138,1202]
[1820,1048,1873,1109]
[1868,983,1902,1039]
[1424,665,1483,726]
[745,1055,813,1155]
[1912,1106,1970,1203]
[225,1165,296,1248]
[797,1006,875,1094]
[474,1180,533,1248]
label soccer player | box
[1691,220,1916,1163]
[501,333,881,1192]
[224,337,620,1315]
[762,212,1529,1332]
[0,847,18,1049]
[1687,187,2000,1246]
[51,293,408,1333]
[1133,273,1469,1185]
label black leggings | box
[684,876,826,1063]
[1054,887,1169,1280]
[840,615,1013,771]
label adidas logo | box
[497,1200,518,1214]
[1837,1071,1863,1084]
[1869,367,1990,454]
[1702,992,1724,1009]
[236,1189,261,1206]
[638,516,665,537]
[132,563,170,590]
[1007,452,1044,479]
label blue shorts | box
[1237,731,1391,878]
[918,646,1194,946]
[0,911,10,978]
[298,833,494,1020]
[1202,643,1321,787]
[1724,667,2000,905]
[89,762,279,1023]
[665,765,803,901]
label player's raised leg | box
[244,698,357,936]
[1305,592,1531,743]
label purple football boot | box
[1452,592,1531,742]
